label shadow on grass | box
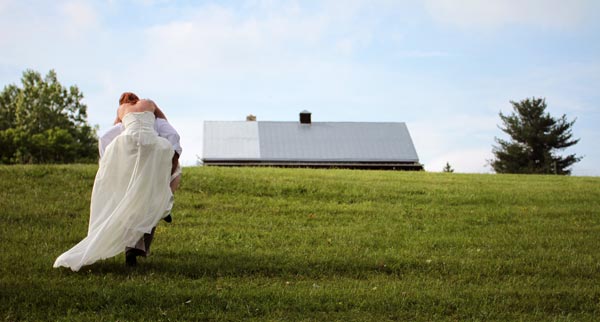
[83,249,429,279]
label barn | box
[201,111,423,170]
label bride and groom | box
[54,92,182,271]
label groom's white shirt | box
[99,118,182,159]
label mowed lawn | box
[1,165,599,321]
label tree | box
[490,97,581,175]
[0,69,98,164]
[443,162,454,173]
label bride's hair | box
[119,92,139,105]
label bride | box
[54,93,174,271]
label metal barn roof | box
[203,121,260,160]
[203,120,420,167]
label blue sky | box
[1,0,599,175]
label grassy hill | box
[1,165,599,321]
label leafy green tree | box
[0,69,97,164]
[491,97,581,175]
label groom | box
[99,93,182,266]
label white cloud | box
[113,1,385,111]
[0,1,101,66]
[61,1,98,34]
[138,3,328,70]
[424,0,596,30]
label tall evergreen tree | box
[491,97,581,175]
[0,69,97,164]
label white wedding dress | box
[54,112,174,271]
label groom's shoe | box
[163,214,172,223]
[125,249,144,267]
[125,252,137,267]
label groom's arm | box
[154,106,167,120]
[155,118,182,176]
[149,100,182,174]
[98,124,124,159]
[146,99,167,120]
[155,118,182,156]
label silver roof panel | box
[203,121,260,160]
[203,121,419,162]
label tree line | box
[0,70,97,164]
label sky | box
[1,0,599,175]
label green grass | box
[1,165,599,321]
